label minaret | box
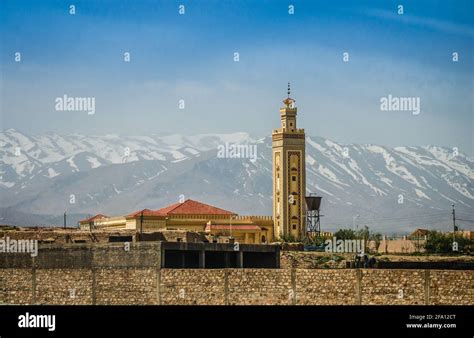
[272,83,306,240]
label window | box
[292,176,296,181]
[292,224,297,230]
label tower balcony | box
[280,107,297,115]
[272,128,305,134]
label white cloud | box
[365,9,474,38]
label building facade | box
[79,199,274,244]
[272,88,306,240]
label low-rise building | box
[79,199,274,244]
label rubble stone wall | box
[1,267,472,305]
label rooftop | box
[127,199,237,218]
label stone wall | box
[1,267,472,305]
[227,269,292,305]
[429,270,473,305]
[361,269,426,305]
[160,269,225,305]
[0,269,33,305]
[296,269,358,305]
[35,269,93,305]
[0,243,472,305]
[95,268,157,305]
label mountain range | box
[1,128,473,233]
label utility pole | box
[64,211,67,229]
[452,204,457,249]
[353,214,360,232]
[140,211,144,236]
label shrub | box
[333,229,357,240]
[424,231,472,254]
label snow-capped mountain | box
[0,128,253,187]
[1,129,473,233]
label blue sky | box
[1,0,473,154]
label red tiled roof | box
[155,199,236,216]
[125,209,158,217]
[153,202,182,215]
[205,224,261,231]
[80,214,108,223]
[409,228,429,236]
[126,200,236,219]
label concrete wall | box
[375,239,424,254]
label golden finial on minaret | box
[283,82,295,107]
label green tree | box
[356,225,370,241]
[333,228,357,240]
[278,234,298,243]
[424,231,472,254]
